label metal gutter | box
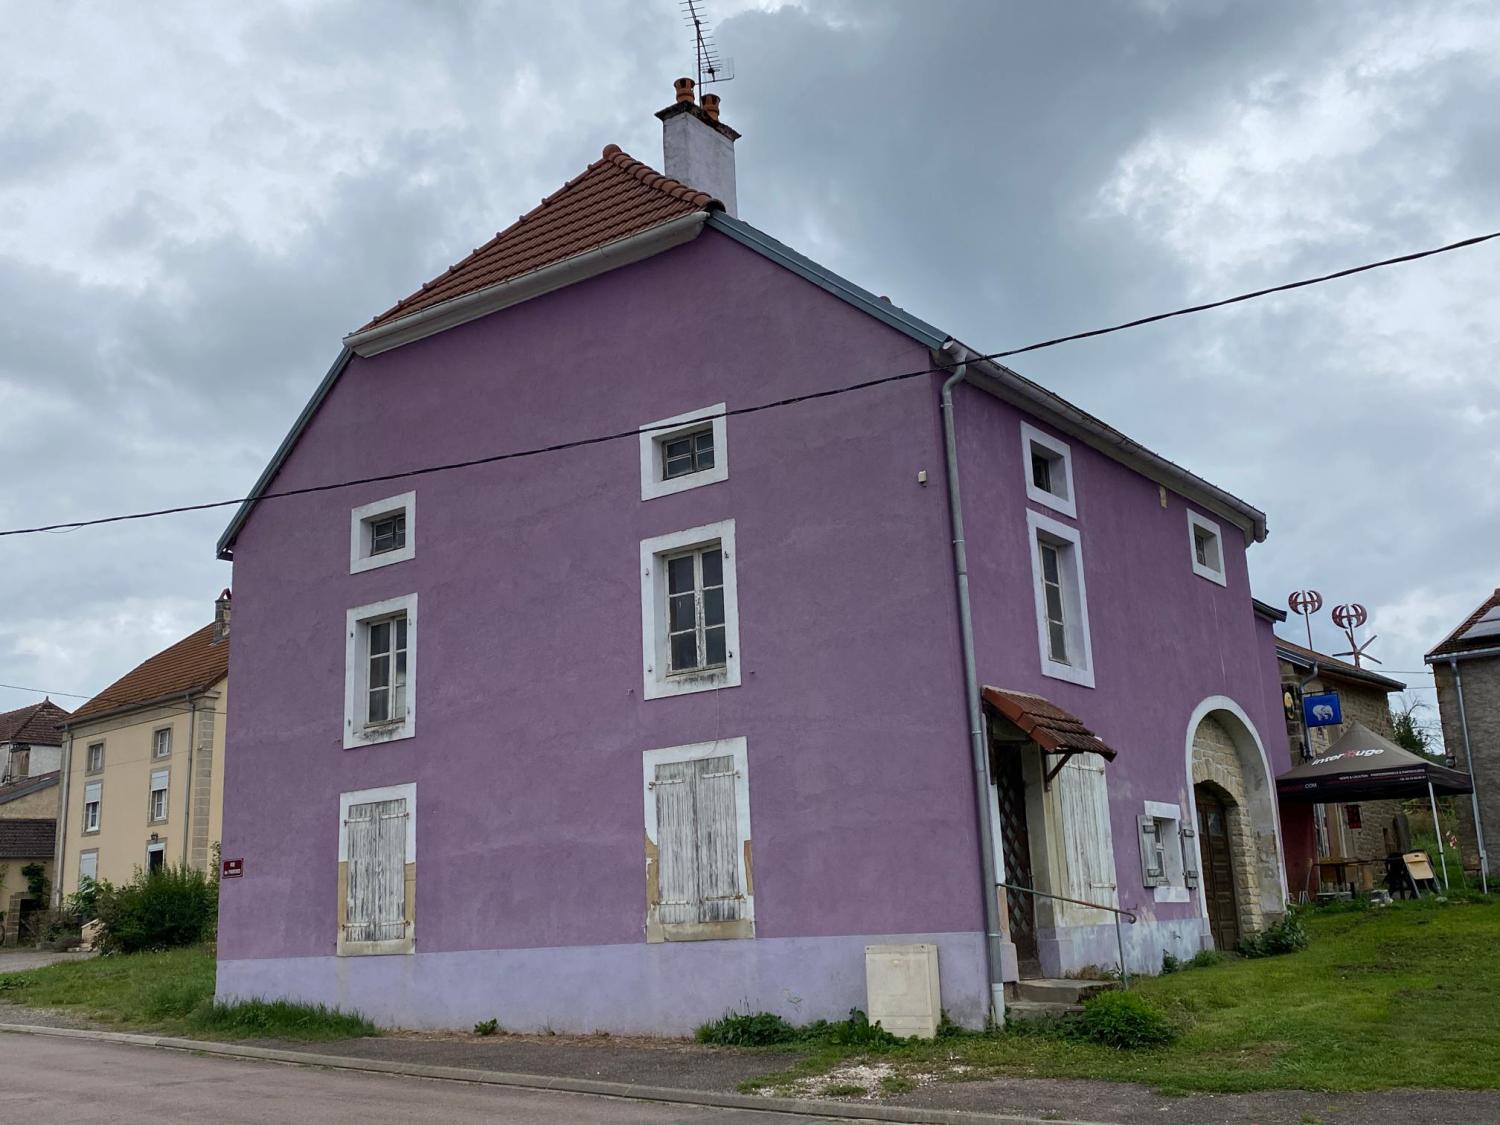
[216,347,352,560]
[937,341,1007,1026]
[344,211,712,358]
[705,213,948,349]
[61,687,214,732]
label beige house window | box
[149,768,169,823]
[152,728,172,759]
[86,742,105,774]
[83,781,102,834]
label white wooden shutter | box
[653,756,742,925]
[695,756,743,922]
[1058,759,1119,908]
[1180,823,1200,888]
[1138,815,1165,887]
[345,798,407,942]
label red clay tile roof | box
[1275,638,1406,693]
[0,770,59,806]
[358,146,718,333]
[0,818,55,858]
[982,687,1117,760]
[0,700,70,746]
[68,625,229,724]
[1427,588,1500,659]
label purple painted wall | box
[219,226,1284,1028]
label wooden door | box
[993,751,1041,976]
[1195,785,1240,951]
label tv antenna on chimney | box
[681,0,734,90]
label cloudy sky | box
[2,1,1495,741]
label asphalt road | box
[0,1034,915,1125]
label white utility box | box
[865,943,941,1039]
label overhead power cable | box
[0,228,1494,541]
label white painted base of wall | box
[218,930,989,1035]
[1037,916,1203,978]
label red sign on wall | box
[221,858,244,879]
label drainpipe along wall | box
[1432,651,1495,891]
[938,340,1007,1026]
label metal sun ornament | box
[1287,589,1323,650]
[1332,602,1381,669]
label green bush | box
[1238,910,1309,958]
[1189,949,1223,969]
[473,1017,500,1036]
[696,1011,798,1046]
[1075,990,1179,1049]
[95,865,218,954]
[806,1008,899,1049]
[1161,952,1182,974]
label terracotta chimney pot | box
[700,93,721,122]
[674,77,696,104]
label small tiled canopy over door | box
[654,756,744,925]
[345,798,408,943]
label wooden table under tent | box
[1277,720,1473,897]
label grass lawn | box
[0,946,374,1041]
[744,897,1500,1096]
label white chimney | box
[656,77,740,217]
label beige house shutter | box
[345,798,407,942]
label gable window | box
[1026,510,1094,687]
[642,738,753,943]
[640,521,741,699]
[338,782,416,955]
[639,403,729,500]
[149,767,169,823]
[349,491,416,573]
[344,594,418,748]
[152,728,172,759]
[83,781,102,834]
[6,747,29,780]
[1187,510,1226,586]
[1138,801,1195,903]
[1020,421,1076,518]
[86,742,104,774]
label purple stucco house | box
[215,81,1288,1031]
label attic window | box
[350,492,415,573]
[1187,511,1226,586]
[1020,422,1076,519]
[640,404,729,500]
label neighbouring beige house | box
[54,594,230,900]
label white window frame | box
[1026,509,1095,688]
[86,742,104,774]
[1020,421,1077,519]
[79,849,98,883]
[338,781,417,956]
[349,491,416,573]
[639,403,729,500]
[641,737,753,941]
[83,781,102,834]
[1186,510,1226,587]
[149,767,170,823]
[152,727,172,759]
[344,593,418,749]
[1140,800,1190,903]
[640,520,741,699]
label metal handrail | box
[1000,882,1137,986]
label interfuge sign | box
[221,858,244,879]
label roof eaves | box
[1254,598,1289,623]
[218,348,352,560]
[63,679,224,731]
[1275,642,1406,692]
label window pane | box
[392,683,406,720]
[667,555,695,595]
[369,620,390,655]
[1194,532,1208,566]
[669,592,696,632]
[369,654,389,689]
[694,430,715,470]
[671,631,699,671]
[705,625,727,666]
[663,436,694,479]
[394,650,407,684]
[703,587,725,627]
[1044,582,1065,626]
[700,548,723,588]
[1048,620,1068,663]
[1040,543,1060,584]
[368,689,389,723]
[1031,450,1052,493]
[395,614,407,650]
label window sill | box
[647,917,755,943]
[336,938,415,957]
[1041,658,1095,689]
[1025,484,1077,520]
[1191,563,1228,587]
[645,668,740,700]
[345,718,415,749]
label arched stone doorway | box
[1186,701,1284,949]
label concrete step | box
[1014,977,1119,1005]
[1004,999,1083,1021]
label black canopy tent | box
[1277,720,1473,889]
